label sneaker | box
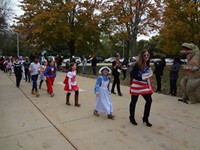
[50,93,55,97]
[36,92,40,97]
[107,114,115,119]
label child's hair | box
[47,60,54,66]
[68,63,75,72]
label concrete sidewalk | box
[0,71,200,150]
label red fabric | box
[46,77,55,94]
[63,76,79,92]
[130,78,154,96]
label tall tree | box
[101,0,162,56]
[159,0,200,54]
[15,0,103,57]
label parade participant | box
[23,57,31,82]
[44,60,56,97]
[7,57,13,76]
[63,63,80,107]
[129,49,154,127]
[39,60,47,89]
[29,56,41,97]
[94,66,115,119]
[13,57,23,87]
[111,53,123,96]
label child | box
[39,60,47,89]
[7,58,13,76]
[63,63,80,107]
[29,56,41,97]
[13,57,23,87]
[44,60,56,97]
[94,66,115,119]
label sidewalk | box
[0,71,200,150]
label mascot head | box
[181,43,199,55]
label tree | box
[101,0,163,57]
[15,0,103,57]
[159,0,200,54]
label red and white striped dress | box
[130,78,154,96]
[63,70,79,92]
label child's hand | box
[96,93,99,97]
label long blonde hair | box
[137,49,150,71]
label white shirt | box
[29,62,41,75]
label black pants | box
[15,73,22,87]
[122,70,127,80]
[111,76,121,94]
[129,94,152,121]
[170,78,177,96]
[155,74,162,91]
[25,69,30,82]
[92,66,96,75]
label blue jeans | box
[82,65,86,74]
[32,74,38,91]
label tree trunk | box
[68,39,76,57]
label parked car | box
[62,56,81,64]
[180,59,187,64]
[150,58,160,63]
[87,57,103,63]
[104,57,115,63]
[165,58,173,64]
[120,58,124,63]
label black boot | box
[75,93,81,107]
[142,117,152,127]
[66,94,71,105]
[129,116,137,125]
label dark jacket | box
[13,62,23,74]
[154,60,166,76]
[112,60,122,77]
[170,62,180,80]
[91,57,97,66]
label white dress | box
[95,76,113,114]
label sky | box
[11,0,154,40]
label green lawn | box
[76,64,184,97]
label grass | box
[74,64,184,97]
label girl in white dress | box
[94,66,115,119]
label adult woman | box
[129,49,154,127]
[111,53,123,96]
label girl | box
[7,57,13,76]
[13,57,23,87]
[29,56,41,97]
[94,66,115,119]
[130,49,154,127]
[63,63,80,107]
[44,60,56,97]
[39,60,47,89]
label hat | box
[99,66,111,74]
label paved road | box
[0,71,200,150]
